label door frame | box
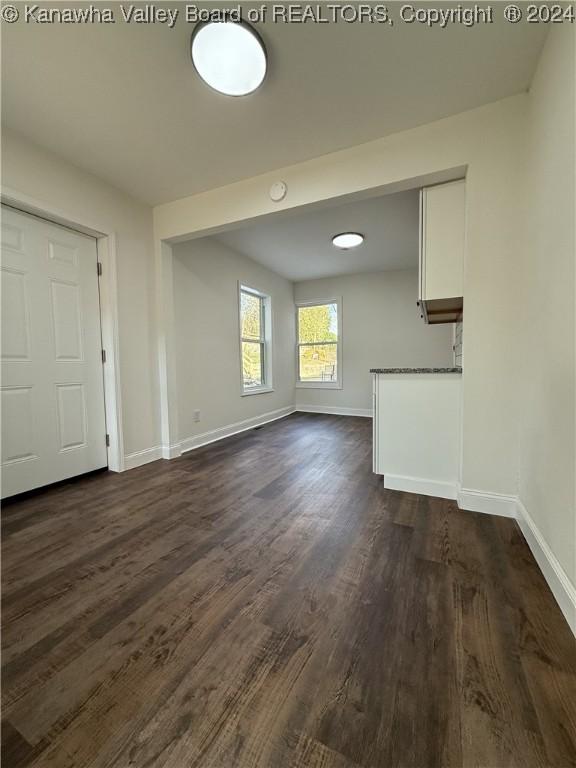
[1,186,125,472]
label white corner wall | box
[172,238,296,447]
[1,129,160,459]
[155,93,527,501]
[294,269,453,413]
[518,25,576,603]
[1,33,573,629]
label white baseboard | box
[124,425,575,638]
[179,406,296,454]
[123,445,164,471]
[516,498,576,636]
[161,444,182,460]
[457,488,517,518]
[124,407,296,468]
[380,480,517,514]
[384,474,457,500]
[295,405,372,418]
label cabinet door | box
[421,180,465,301]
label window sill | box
[296,382,343,390]
[241,387,275,397]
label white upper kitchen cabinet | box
[419,179,465,323]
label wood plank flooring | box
[2,413,575,768]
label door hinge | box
[97,261,103,276]
[101,349,106,364]
[105,434,110,447]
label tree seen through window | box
[297,303,338,382]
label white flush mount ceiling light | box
[332,232,365,249]
[191,20,267,96]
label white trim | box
[123,445,163,471]
[95,233,125,472]
[384,474,457,500]
[295,381,343,390]
[155,239,179,461]
[372,375,379,474]
[241,387,275,397]
[0,187,125,472]
[379,476,575,635]
[238,281,273,395]
[295,405,372,417]
[162,443,183,460]
[516,498,576,636]
[457,488,517,518]
[179,406,295,454]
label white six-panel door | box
[1,206,107,498]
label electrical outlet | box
[193,409,201,423]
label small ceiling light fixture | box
[191,20,267,97]
[332,232,365,249]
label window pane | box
[298,344,337,382]
[241,291,262,340]
[298,303,338,344]
[242,341,263,388]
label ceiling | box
[2,3,547,206]
[215,189,419,281]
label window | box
[239,284,272,394]
[296,299,342,388]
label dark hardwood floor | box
[2,413,575,768]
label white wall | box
[518,25,575,590]
[453,322,463,367]
[155,94,527,500]
[1,130,160,458]
[172,238,295,443]
[294,269,453,412]
[3,31,573,625]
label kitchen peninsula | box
[372,367,462,500]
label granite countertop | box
[370,367,462,374]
